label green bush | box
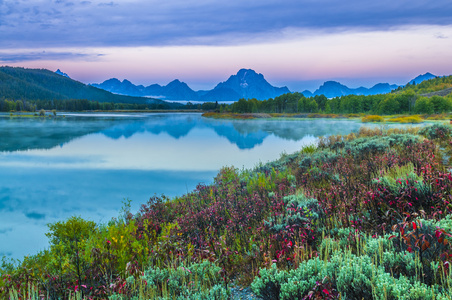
[252,234,452,300]
[346,134,420,157]
[110,260,229,300]
[419,124,452,140]
[299,143,317,155]
[372,163,428,195]
[265,193,323,234]
[298,149,338,170]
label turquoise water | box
[0,113,416,258]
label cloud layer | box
[1,1,451,90]
[1,0,452,48]
[0,50,94,62]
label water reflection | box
[0,115,141,152]
[99,115,376,149]
[1,113,375,152]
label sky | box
[1,0,452,92]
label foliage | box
[419,123,452,141]
[0,66,183,110]
[362,115,385,122]
[252,234,452,299]
[399,75,452,94]
[299,144,317,155]
[388,115,424,123]
[109,260,229,300]
[0,98,180,112]
[4,125,452,298]
[208,76,452,116]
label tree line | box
[225,75,452,115]
[3,92,451,115]
[2,75,451,114]
[0,98,179,112]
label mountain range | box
[92,69,290,102]
[0,66,439,104]
[408,72,437,85]
[301,73,437,98]
[92,70,438,101]
[300,82,399,98]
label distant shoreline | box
[0,109,203,117]
[2,110,451,124]
[201,111,451,123]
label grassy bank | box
[3,124,452,299]
[202,112,355,120]
[203,111,452,124]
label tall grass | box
[388,115,424,123]
[8,283,83,300]
[362,115,385,123]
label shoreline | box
[202,111,452,123]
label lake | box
[0,113,419,259]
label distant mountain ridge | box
[92,69,290,102]
[92,69,437,101]
[301,72,437,98]
[93,78,199,100]
[1,66,440,105]
[408,72,437,85]
[301,81,399,98]
[200,69,290,101]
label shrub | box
[265,193,323,234]
[372,163,429,197]
[298,149,338,170]
[252,234,452,300]
[389,115,424,123]
[109,260,229,300]
[299,143,317,155]
[362,115,385,123]
[426,114,449,120]
[419,123,452,140]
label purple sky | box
[1,0,452,91]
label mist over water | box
[0,113,420,258]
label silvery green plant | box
[109,260,229,300]
[264,193,323,234]
[252,233,452,300]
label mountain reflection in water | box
[1,112,371,152]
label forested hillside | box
[396,75,452,94]
[0,67,187,111]
[0,66,167,105]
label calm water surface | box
[0,113,418,258]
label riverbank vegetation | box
[203,111,447,123]
[209,76,452,117]
[0,98,180,112]
[2,123,452,299]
